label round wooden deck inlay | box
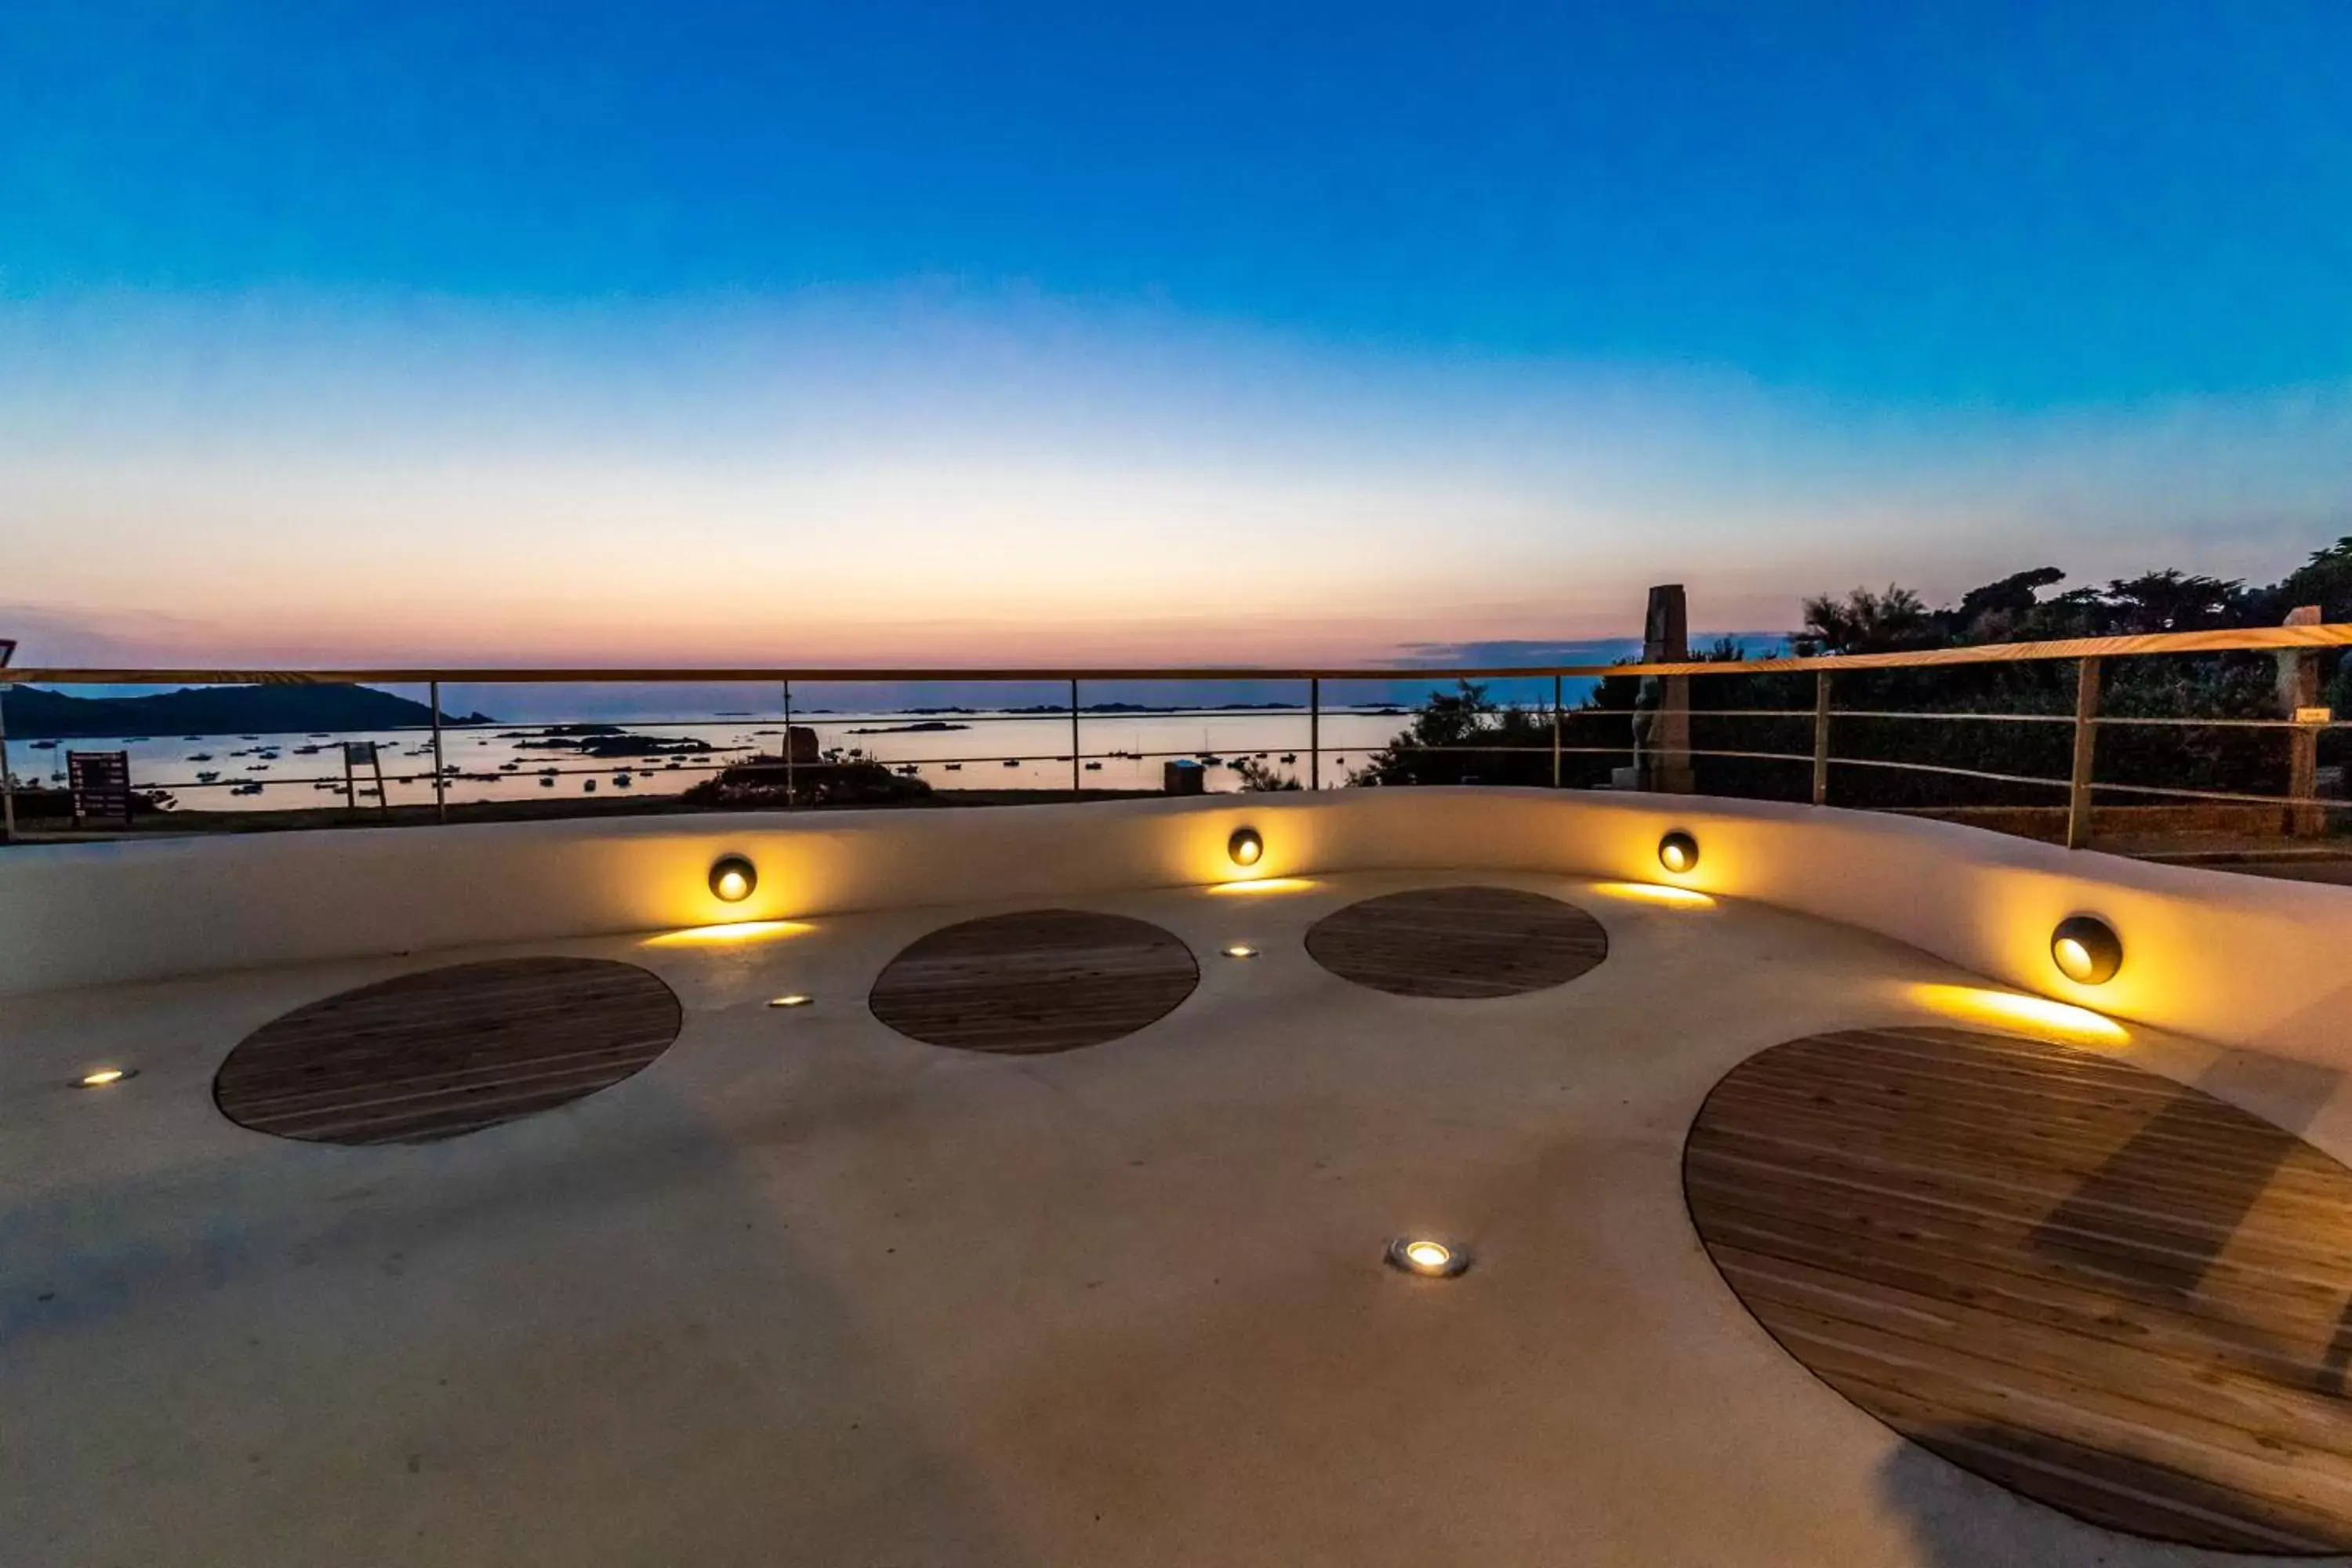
[868,909,1198,1054]
[1304,885,1606,998]
[215,957,683,1145]
[1686,1025,2352,1555]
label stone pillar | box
[1612,584,1696,793]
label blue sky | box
[4,2,2350,665]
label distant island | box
[0,683,494,739]
[512,724,717,759]
[848,720,971,734]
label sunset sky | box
[5,3,2350,668]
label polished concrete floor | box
[7,869,2350,1566]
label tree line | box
[1347,535,2352,817]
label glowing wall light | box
[1228,827,1264,867]
[2050,915,2123,985]
[710,855,757,902]
[1657,831,1699,874]
[1222,944,1259,959]
[768,993,814,1008]
[73,1067,135,1089]
[1385,1236,1471,1278]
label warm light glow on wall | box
[644,920,814,947]
[1907,983,2127,1046]
[1590,881,1715,909]
[1208,877,1316,896]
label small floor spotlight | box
[1385,1236,1471,1278]
[73,1067,135,1089]
[1657,830,1699,874]
[710,855,757,902]
[1221,944,1258,959]
[768,993,814,1009]
[1229,826,1264,866]
[2050,914,2123,985]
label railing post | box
[2066,656,2101,850]
[0,685,16,844]
[782,680,796,808]
[2279,605,2323,837]
[429,679,448,825]
[1552,673,1563,789]
[1070,677,1082,800]
[1309,677,1321,791]
[1811,671,1832,806]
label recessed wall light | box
[1222,944,1258,959]
[1229,827,1264,866]
[2050,915,2122,985]
[710,855,757,902]
[73,1068,135,1089]
[1657,831,1699,874]
[1385,1236,1470,1278]
[768,993,813,1009]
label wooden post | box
[1811,671,1832,806]
[1552,674,1563,789]
[782,680,796,808]
[1070,678,1082,799]
[1309,678,1321,792]
[2066,656,2101,850]
[430,680,448,824]
[2279,605,2323,837]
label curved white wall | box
[5,789,2349,1064]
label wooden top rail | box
[2,622,2348,688]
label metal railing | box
[1,621,2346,844]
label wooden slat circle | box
[1303,885,1607,998]
[215,957,682,1145]
[867,909,1198,1054]
[1686,1025,2352,1555]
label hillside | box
[0,684,494,739]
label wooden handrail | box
[1,621,2347,688]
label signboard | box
[68,750,133,828]
[2296,707,2335,726]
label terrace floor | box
[8,868,2352,1566]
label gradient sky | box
[5,2,2350,667]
